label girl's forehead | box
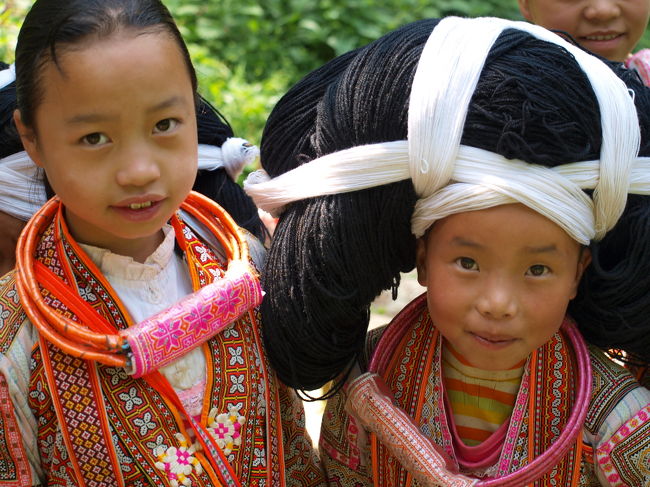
[41,32,189,91]
[427,204,580,249]
[33,32,194,124]
[52,30,180,71]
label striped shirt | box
[442,342,524,446]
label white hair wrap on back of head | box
[0,63,15,89]
[197,138,259,181]
[0,152,48,222]
[0,64,48,222]
[244,17,647,244]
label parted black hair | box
[259,18,650,393]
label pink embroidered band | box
[346,373,479,487]
[120,263,263,377]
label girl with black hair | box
[246,17,650,486]
[0,61,267,276]
[0,1,322,485]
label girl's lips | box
[111,199,164,222]
[114,195,165,207]
[581,32,622,42]
[470,332,517,350]
[579,32,625,50]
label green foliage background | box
[2,0,650,147]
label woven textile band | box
[244,17,645,243]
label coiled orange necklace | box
[15,191,263,376]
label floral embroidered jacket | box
[0,211,325,487]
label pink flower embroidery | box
[207,405,246,455]
[154,433,203,487]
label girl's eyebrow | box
[524,244,558,254]
[147,95,185,114]
[66,112,115,124]
[450,236,483,248]
[65,96,186,125]
[451,237,558,254]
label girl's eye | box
[81,132,109,146]
[153,118,179,133]
[456,257,479,271]
[527,264,550,277]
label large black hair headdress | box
[247,17,650,392]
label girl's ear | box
[518,0,534,22]
[571,247,592,299]
[415,237,428,286]
[13,109,43,167]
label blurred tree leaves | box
[0,0,30,62]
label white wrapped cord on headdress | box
[197,138,259,181]
[0,64,15,89]
[0,151,48,221]
[0,64,48,221]
[244,141,411,217]
[244,17,644,243]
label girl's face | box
[16,31,197,261]
[416,204,590,371]
[518,0,650,62]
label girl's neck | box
[444,341,527,375]
[64,212,166,263]
[78,231,165,263]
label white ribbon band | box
[197,144,226,172]
[0,64,15,90]
[245,142,650,244]
[197,138,259,181]
[0,151,48,222]
[244,17,643,243]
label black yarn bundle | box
[260,19,650,393]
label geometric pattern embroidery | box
[529,330,579,486]
[373,307,439,486]
[585,346,641,436]
[596,405,650,487]
[0,272,26,355]
[47,344,119,486]
[33,219,122,487]
[0,373,32,484]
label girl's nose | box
[475,279,518,320]
[115,144,161,187]
[584,0,621,21]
